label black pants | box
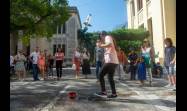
[56,60,63,78]
[48,65,53,76]
[130,65,137,80]
[99,63,118,94]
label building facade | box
[126,0,176,63]
[16,7,81,66]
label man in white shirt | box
[30,47,40,81]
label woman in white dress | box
[14,50,26,81]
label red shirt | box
[55,52,64,61]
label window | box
[62,44,66,55]
[53,45,56,55]
[58,44,61,48]
[62,23,66,34]
[137,0,143,11]
[58,25,61,34]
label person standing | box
[141,39,155,86]
[95,31,119,98]
[164,38,176,91]
[72,48,81,79]
[10,54,15,76]
[128,50,138,80]
[82,48,91,79]
[48,54,54,79]
[14,50,26,81]
[95,39,104,82]
[30,47,40,81]
[137,56,146,86]
[116,47,128,80]
[38,51,46,80]
[55,48,64,80]
[44,49,48,78]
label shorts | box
[165,66,175,75]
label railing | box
[138,8,143,25]
[147,0,151,18]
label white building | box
[126,0,176,63]
[17,7,82,66]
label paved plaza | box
[10,70,176,111]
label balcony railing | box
[147,0,151,18]
[138,8,143,25]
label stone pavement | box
[10,72,176,111]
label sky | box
[68,0,128,32]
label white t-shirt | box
[104,36,119,64]
[10,55,14,66]
[30,51,40,64]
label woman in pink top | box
[38,51,46,80]
[94,31,119,98]
[55,48,64,80]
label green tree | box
[109,28,149,41]
[77,30,99,65]
[117,40,142,54]
[10,0,70,39]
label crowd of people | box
[10,31,176,98]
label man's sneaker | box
[164,84,172,88]
[94,92,107,97]
[171,85,176,89]
[107,94,118,98]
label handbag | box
[72,63,76,70]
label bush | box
[117,40,142,54]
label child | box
[137,56,146,86]
[164,38,176,91]
[128,50,138,80]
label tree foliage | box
[109,28,149,41]
[117,40,142,54]
[77,30,99,64]
[10,0,70,38]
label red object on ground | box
[68,91,77,99]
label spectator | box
[116,47,128,80]
[141,39,155,86]
[38,51,46,80]
[55,48,64,80]
[95,39,104,82]
[128,49,138,80]
[14,50,26,81]
[81,48,91,79]
[164,38,176,91]
[48,54,54,79]
[72,48,81,79]
[30,47,40,81]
